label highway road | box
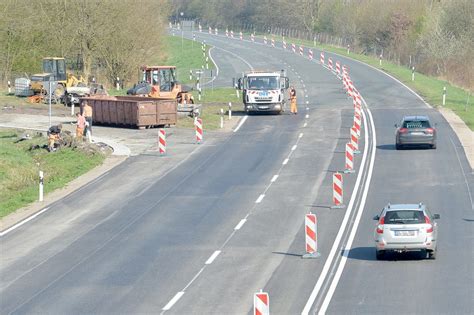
[1,29,473,314]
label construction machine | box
[29,57,105,104]
[127,66,194,104]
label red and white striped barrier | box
[292,43,296,53]
[271,38,275,47]
[336,61,341,75]
[195,118,203,143]
[230,30,234,38]
[347,80,354,98]
[264,36,267,45]
[225,29,229,37]
[240,31,243,40]
[254,291,270,315]
[320,52,325,65]
[351,126,360,154]
[354,113,361,137]
[344,142,355,173]
[332,172,344,208]
[342,74,348,92]
[198,24,202,32]
[158,129,166,155]
[214,28,218,35]
[283,40,287,49]
[309,49,313,60]
[251,33,255,42]
[328,57,333,70]
[208,26,212,34]
[299,45,304,56]
[303,213,321,258]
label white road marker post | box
[442,86,446,106]
[8,80,11,94]
[228,102,232,120]
[379,54,382,66]
[411,66,415,81]
[39,171,44,202]
[116,77,120,91]
[71,101,75,116]
[220,108,224,129]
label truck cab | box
[238,70,289,114]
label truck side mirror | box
[373,215,380,220]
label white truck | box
[237,70,289,114]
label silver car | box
[373,203,440,260]
[395,115,437,149]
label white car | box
[373,203,440,260]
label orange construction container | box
[82,96,177,128]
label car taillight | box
[425,215,433,233]
[425,128,434,134]
[376,216,385,234]
[399,128,408,133]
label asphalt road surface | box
[1,30,473,315]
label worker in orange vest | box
[289,86,297,114]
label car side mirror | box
[394,123,399,128]
[433,214,440,219]
[373,215,380,220]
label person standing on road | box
[289,86,297,114]
[82,100,93,137]
[75,112,86,140]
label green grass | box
[249,33,473,130]
[150,35,215,85]
[0,130,105,217]
[178,87,243,130]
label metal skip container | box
[82,96,177,128]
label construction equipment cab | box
[237,70,289,114]
[127,66,194,104]
[30,57,88,100]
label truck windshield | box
[247,76,279,90]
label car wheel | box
[428,249,437,260]
[396,143,401,150]
[376,250,385,260]
[431,143,437,149]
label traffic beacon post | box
[302,212,321,259]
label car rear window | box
[385,210,425,224]
[403,120,431,128]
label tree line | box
[0,0,169,87]
[171,0,473,90]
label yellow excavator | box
[29,57,105,104]
[127,66,194,104]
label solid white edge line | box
[205,250,222,265]
[292,145,297,151]
[271,175,279,183]
[234,219,247,230]
[202,47,219,85]
[0,207,50,237]
[283,158,289,165]
[318,100,377,314]
[233,115,248,132]
[256,194,265,203]
[162,291,185,311]
[302,100,372,315]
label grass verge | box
[0,130,105,218]
[178,87,242,130]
